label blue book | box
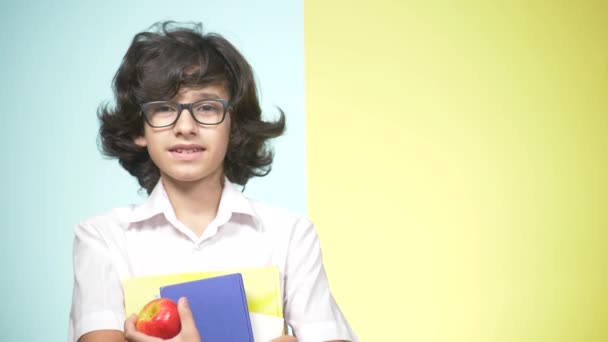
[159,273,254,342]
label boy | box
[68,21,358,342]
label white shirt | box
[68,178,359,342]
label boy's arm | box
[78,330,124,342]
[70,221,126,341]
[283,217,358,341]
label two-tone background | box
[1,1,606,341]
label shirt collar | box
[122,177,260,230]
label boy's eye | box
[194,102,221,113]
[154,105,177,113]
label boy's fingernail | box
[180,297,189,308]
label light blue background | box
[0,1,304,340]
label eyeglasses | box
[140,99,229,128]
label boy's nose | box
[173,109,197,135]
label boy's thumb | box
[177,297,202,341]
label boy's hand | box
[124,297,202,342]
[270,337,297,342]
[124,297,298,342]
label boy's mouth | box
[169,144,205,152]
[170,148,204,153]
[169,144,205,159]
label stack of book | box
[123,266,285,341]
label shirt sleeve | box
[283,217,359,342]
[68,221,126,342]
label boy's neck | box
[160,171,225,236]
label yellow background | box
[305,2,607,341]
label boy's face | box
[134,83,231,186]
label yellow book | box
[123,266,283,318]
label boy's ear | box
[133,135,147,147]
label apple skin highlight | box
[136,298,181,339]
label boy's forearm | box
[77,330,124,342]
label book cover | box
[160,273,254,342]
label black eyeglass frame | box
[140,98,230,128]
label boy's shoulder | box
[75,204,139,234]
[246,197,301,218]
[239,195,314,232]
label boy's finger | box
[123,313,164,342]
[124,313,138,333]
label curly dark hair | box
[98,21,285,194]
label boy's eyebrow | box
[193,92,222,99]
[172,92,224,102]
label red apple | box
[136,298,181,339]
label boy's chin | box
[161,170,223,185]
